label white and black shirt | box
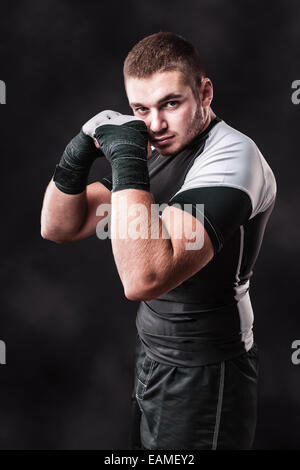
[138,117,276,366]
[101,117,277,366]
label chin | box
[157,149,172,156]
[156,143,182,156]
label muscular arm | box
[41,180,111,243]
[111,189,214,301]
[40,109,124,243]
[40,109,122,243]
[90,115,213,300]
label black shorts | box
[130,334,259,450]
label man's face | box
[125,70,206,156]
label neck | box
[200,107,216,134]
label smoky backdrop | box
[0,0,299,449]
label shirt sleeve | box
[167,127,276,254]
[167,186,252,254]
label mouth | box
[152,136,175,146]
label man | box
[41,32,277,450]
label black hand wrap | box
[53,130,101,194]
[94,120,150,193]
[100,173,113,191]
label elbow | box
[124,272,162,301]
[125,288,155,302]
[40,227,67,244]
[125,288,147,302]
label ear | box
[200,78,213,108]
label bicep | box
[160,204,214,290]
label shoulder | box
[177,120,277,217]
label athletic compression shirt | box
[101,117,277,366]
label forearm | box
[111,189,174,298]
[41,179,88,242]
[94,116,175,295]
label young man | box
[41,32,277,450]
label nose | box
[149,110,167,134]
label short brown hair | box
[123,32,205,97]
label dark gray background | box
[0,0,299,449]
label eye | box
[165,101,179,108]
[135,107,148,115]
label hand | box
[53,110,121,195]
[94,114,148,160]
[82,109,122,139]
[93,114,150,193]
